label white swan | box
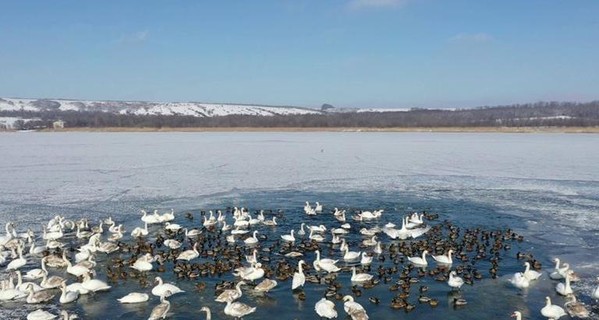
[447,271,464,290]
[281,229,295,242]
[0,222,13,246]
[23,258,46,281]
[408,212,424,224]
[27,309,57,320]
[59,281,79,304]
[244,231,259,245]
[314,250,339,272]
[309,229,325,242]
[263,217,277,226]
[308,224,327,233]
[224,300,256,318]
[215,281,246,303]
[202,216,218,228]
[245,249,258,264]
[141,209,161,224]
[254,279,277,293]
[555,272,573,296]
[176,242,200,261]
[549,258,565,280]
[509,272,530,289]
[75,248,92,263]
[200,306,212,320]
[130,222,149,238]
[160,209,175,222]
[523,262,542,281]
[331,232,341,245]
[362,235,378,247]
[292,260,306,290]
[221,222,231,231]
[148,291,171,320]
[540,296,566,319]
[231,228,249,235]
[432,250,453,265]
[344,247,361,261]
[117,292,149,303]
[511,311,522,320]
[60,310,78,320]
[164,222,181,231]
[297,223,306,236]
[332,227,348,235]
[76,225,93,239]
[351,267,373,282]
[408,250,428,266]
[0,283,27,300]
[28,240,46,257]
[15,270,44,292]
[343,295,369,320]
[315,297,337,319]
[66,282,89,295]
[152,276,183,297]
[131,253,154,272]
[373,241,382,254]
[240,263,264,281]
[314,202,323,212]
[360,252,373,265]
[184,228,201,238]
[6,246,26,270]
[81,272,111,292]
[65,255,91,277]
[593,277,599,300]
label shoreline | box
[3,126,599,133]
[40,126,599,133]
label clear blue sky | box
[1,0,598,108]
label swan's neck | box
[298,263,303,273]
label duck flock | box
[1,201,598,319]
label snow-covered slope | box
[0,98,323,117]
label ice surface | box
[0,132,598,319]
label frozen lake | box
[0,132,598,319]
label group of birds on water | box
[0,200,598,319]
[508,256,597,319]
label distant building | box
[53,120,65,129]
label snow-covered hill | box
[0,98,324,117]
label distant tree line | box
[1,101,598,129]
